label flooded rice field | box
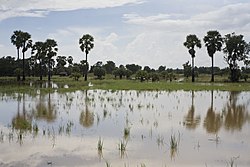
[0,90,249,167]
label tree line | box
[184,31,250,82]
[1,30,250,82]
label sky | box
[0,0,250,69]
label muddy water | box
[0,90,249,167]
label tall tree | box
[203,30,224,82]
[20,32,32,81]
[11,30,23,81]
[11,30,23,60]
[44,39,58,81]
[103,61,116,74]
[183,34,202,82]
[79,34,94,81]
[223,33,249,82]
[32,41,45,80]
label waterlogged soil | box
[0,90,249,167]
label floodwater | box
[0,90,249,167]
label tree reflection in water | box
[11,93,32,145]
[79,90,94,128]
[184,91,201,130]
[204,91,250,133]
[223,91,250,131]
[203,90,222,134]
[33,92,56,122]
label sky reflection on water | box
[0,90,250,167]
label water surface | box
[0,90,249,167]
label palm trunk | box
[39,61,43,81]
[22,51,25,81]
[48,59,51,81]
[17,48,20,81]
[84,53,88,81]
[211,55,214,82]
[192,57,195,82]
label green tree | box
[18,31,32,81]
[103,61,116,74]
[158,65,166,72]
[183,61,191,78]
[113,65,126,79]
[11,30,23,81]
[67,56,73,65]
[79,34,94,81]
[143,66,151,73]
[56,56,67,74]
[183,34,201,82]
[44,39,58,81]
[136,70,148,82]
[203,30,224,82]
[93,67,106,79]
[223,33,249,82]
[32,41,45,80]
[11,30,23,60]
[126,64,142,74]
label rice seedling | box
[169,132,180,160]
[227,156,239,167]
[170,134,178,150]
[0,131,4,143]
[118,140,127,152]
[123,127,130,140]
[118,140,128,157]
[156,135,164,147]
[33,123,39,134]
[97,137,103,152]
[8,132,14,142]
[106,161,111,167]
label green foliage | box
[150,72,160,82]
[71,72,81,81]
[204,30,224,82]
[135,70,148,82]
[113,67,126,79]
[183,61,191,78]
[184,34,202,82]
[103,61,116,74]
[79,34,94,81]
[93,67,106,79]
[126,64,142,74]
[223,33,249,82]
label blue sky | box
[1,0,250,68]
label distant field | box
[0,74,250,93]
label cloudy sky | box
[0,0,250,69]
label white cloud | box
[121,2,250,68]
[44,26,120,66]
[0,0,144,21]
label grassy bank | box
[0,75,250,93]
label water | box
[0,90,249,167]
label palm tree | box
[44,39,58,81]
[11,30,23,81]
[183,34,201,82]
[20,32,32,81]
[32,41,45,80]
[203,31,223,82]
[11,30,23,60]
[79,34,94,81]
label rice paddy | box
[0,89,249,166]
